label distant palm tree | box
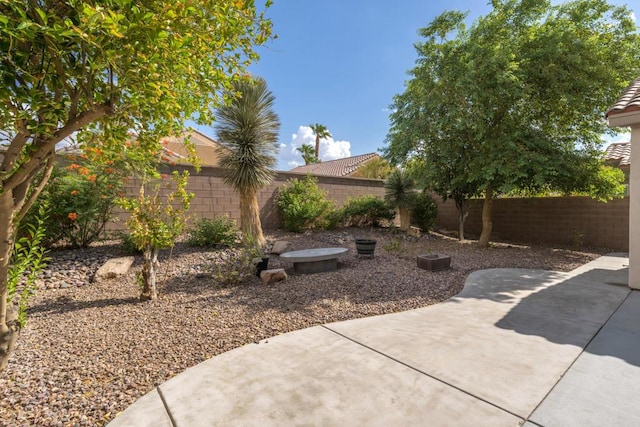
[309,123,331,161]
[215,77,280,246]
[296,144,317,165]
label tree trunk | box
[399,208,411,231]
[455,198,469,241]
[478,185,494,247]
[0,191,19,371]
[140,246,159,301]
[240,190,265,246]
[314,136,320,161]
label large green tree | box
[215,77,280,247]
[0,0,272,371]
[309,123,331,161]
[296,143,317,165]
[384,0,638,246]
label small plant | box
[382,237,402,255]
[119,232,143,255]
[384,169,416,231]
[9,204,50,328]
[342,195,395,227]
[187,216,239,247]
[276,175,336,232]
[211,247,257,287]
[411,193,438,232]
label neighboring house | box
[161,129,229,167]
[604,141,631,188]
[290,152,381,177]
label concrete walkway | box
[108,254,640,426]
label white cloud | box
[277,125,351,170]
[630,11,636,22]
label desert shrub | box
[411,192,438,232]
[342,195,395,227]
[211,247,258,287]
[276,175,336,232]
[119,232,143,255]
[21,160,125,248]
[187,216,238,247]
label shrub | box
[119,232,143,255]
[21,160,125,248]
[411,193,438,232]
[342,195,395,227]
[211,247,258,287]
[187,216,239,247]
[276,175,336,232]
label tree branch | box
[15,155,54,225]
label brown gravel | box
[0,228,605,426]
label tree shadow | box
[28,296,141,316]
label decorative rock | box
[260,268,287,284]
[270,241,293,255]
[93,257,135,282]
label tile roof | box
[290,153,380,177]
[604,142,631,167]
[606,78,640,117]
[161,129,228,166]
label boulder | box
[93,256,135,282]
[260,268,288,284]
[270,241,293,255]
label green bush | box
[342,195,395,227]
[211,247,258,287]
[411,193,438,232]
[21,160,125,248]
[276,175,336,232]
[119,232,143,255]
[187,216,239,247]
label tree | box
[384,169,416,231]
[351,156,394,180]
[384,0,639,247]
[0,0,272,371]
[296,144,317,165]
[215,77,280,247]
[309,123,332,161]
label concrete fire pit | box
[279,248,348,274]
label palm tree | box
[384,169,416,231]
[215,77,280,246]
[296,144,317,165]
[309,123,331,161]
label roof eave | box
[607,110,640,128]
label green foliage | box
[309,123,332,161]
[119,232,143,255]
[8,204,50,328]
[384,170,416,209]
[118,170,194,252]
[22,158,125,248]
[411,193,438,232]
[211,248,258,287]
[384,0,639,243]
[276,175,336,232]
[187,216,239,248]
[383,237,402,254]
[351,157,394,180]
[342,195,395,227]
[296,144,318,165]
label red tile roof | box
[604,142,631,167]
[606,78,640,117]
[290,153,380,177]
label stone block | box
[260,268,288,284]
[93,256,135,282]
[271,241,293,255]
[417,254,451,271]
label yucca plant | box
[384,169,416,231]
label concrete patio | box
[108,254,640,426]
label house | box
[289,153,382,177]
[161,129,228,167]
[604,141,631,185]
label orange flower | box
[66,163,80,170]
[104,167,115,174]
[161,174,168,179]
[87,175,97,182]
[70,190,79,195]
[78,167,90,175]
[68,212,77,221]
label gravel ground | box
[0,228,605,426]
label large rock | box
[270,241,293,255]
[93,256,135,282]
[260,268,287,284]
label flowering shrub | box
[20,157,125,248]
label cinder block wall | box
[108,165,386,231]
[435,196,629,250]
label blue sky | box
[194,0,638,171]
